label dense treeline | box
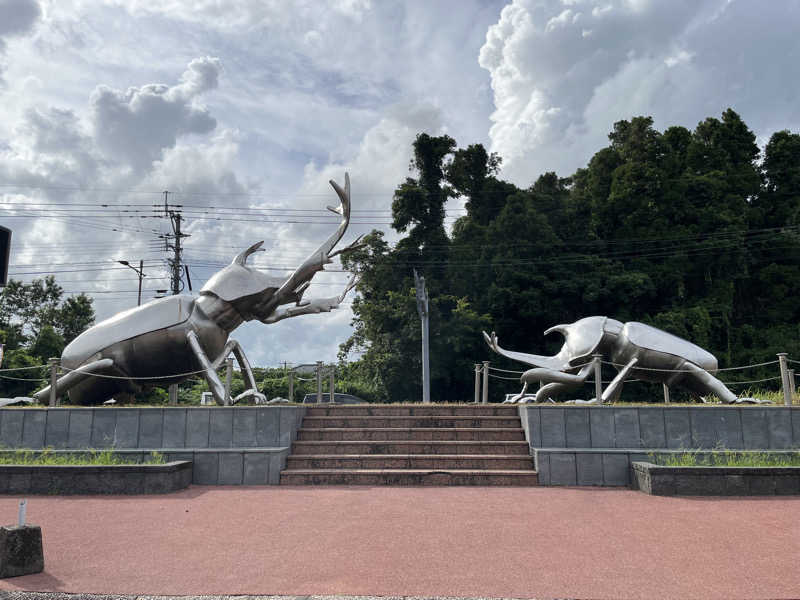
[0,276,95,397]
[342,110,800,402]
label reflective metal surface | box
[484,316,741,404]
[34,174,360,406]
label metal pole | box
[288,370,294,403]
[168,383,178,405]
[137,259,143,306]
[421,311,430,404]
[662,383,670,404]
[223,357,233,406]
[329,366,335,404]
[789,369,796,397]
[474,364,481,403]
[778,353,792,406]
[482,361,489,404]
[414,270,431,404]
[48,357,59,407]
[316,361,323,404]
[592,354,603,404]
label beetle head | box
[199,241,286,321]
[545,316,621,368]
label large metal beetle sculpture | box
[484,316,751,404]
[34,174,361,406]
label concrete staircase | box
[279,404,538,485]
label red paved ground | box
[0,486,798,599]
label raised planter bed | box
[0,460,192,495]
[631,461,800,496]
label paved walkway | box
[0,487,798,600]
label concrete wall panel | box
[138,409,163,448]
[114,410,139,448]
[638,408,665,448]
[0,410,23,448]
[185,410,210,448]
[209,409,233,448]
[540,408,566,447]
[589,409,614,448]
[742,409,770,449]
[218,452,244,485]
[67,409,92,448]
[613,409,640,448]
[664,409,691,449]
[21,410,46,449]
[90,410,117,448]
[565,409,591,447]
[162,409,187,448]
[233,409,257,447]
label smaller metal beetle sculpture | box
[34,173,361,406]
[483,316,749,404]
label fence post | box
[168,384,178,405]
[778,353,792,406]
[662,383,670,404]
[288,370,294,403]
[329,366,335,404]
[592,354,603,404]
[48,357,59,407]
[474,364,481,403]
[221,357,233,406]
[316,361,323,404]
[482,361,489,404]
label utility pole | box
[161,190,190,296]
[162,190,189,404]
[414,269,430,404]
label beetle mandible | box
[34,173,361,406]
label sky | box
[2,0,800,370]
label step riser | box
[301,417,522,428]
[304,406,520,417]
[280,472,539,486]
[297,429,525,441]
[287,457,534,470]
[291,442,531,455]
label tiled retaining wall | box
[0,406,306,485]
[519,406,800,486]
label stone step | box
[296,427,525,442]
[290,440,531,455]
[304,405,519,417]
[301,416,523,428]
[286,454,535,470]
[279,469,539,486]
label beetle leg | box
[213,339,266,405]
[33,358,115,403]
[505,382,529,403]
[521,363,594,402]
[187,331,228,405]
[675,361,738,403]
[601,358,638,403]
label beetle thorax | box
[195,294,245,333]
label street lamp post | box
[118,260,145,306]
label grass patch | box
[0,449,166,465]
[650,449,800,467]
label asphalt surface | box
[0,487,798,600]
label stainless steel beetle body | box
[35,174,360,405]
[484,316,744,404]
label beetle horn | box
[482,330,567,371]
[544,324,568,337]
[233,241,264,266]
